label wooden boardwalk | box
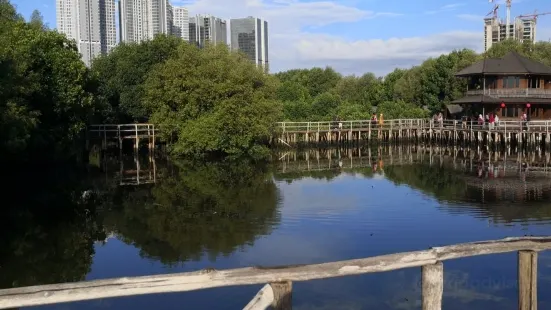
[87,119,551,150]
[0,237,548,310]
[87,124,157,150]
[275,119,551,147]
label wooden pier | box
[0,237,549,310]
[87,124,158,150]
[275,119,551,147]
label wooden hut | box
[453,52,551,119]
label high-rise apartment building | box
[189,14,227,47]
[119,0,173,43]
[230,17,268,69]
[172,7,189,41]
[56,0,116,66]
[484,17,536,51]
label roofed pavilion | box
[452,52,551,119]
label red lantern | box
[526,103,531,108]
[500,102,505,108]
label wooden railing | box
[88,124,158,149]
[276,119,551,133]
[88,124,157,139]
[0,237,549,310]
[466,88,551,98]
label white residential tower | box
[172,7,189,41]
[119,0,173,43]
[56,0,116,66]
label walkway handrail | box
[275,119,551,133]
[0,236,549,309]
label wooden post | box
[118,125,122,150]
[134,124,139,150]
[518,251,537,310]
[270,281,292,310]
[422,262,443,310]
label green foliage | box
[0,3,97,161]
[377,100,428,119]
[29,9,46,30]
[485,39,551,67]
[91,35,181,122]
[311,92,343,120]
[276,41,551,121]
[144,43,282,157]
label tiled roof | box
[455,52,551,76]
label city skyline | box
[14,0,551,75]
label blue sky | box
[11,0,551,75]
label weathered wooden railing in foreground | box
[0,237,550,310]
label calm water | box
[3,145,551,310]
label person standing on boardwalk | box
[379,113,384,127]
[489,113,495,130]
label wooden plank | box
[422,262,443,310]
[518,251,537,310]
[270,281,292,310]
[243,284,274,310]
[0,237,550,309]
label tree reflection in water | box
[274,145,551,225]
[100,158,282,265]
[0,163,105,289]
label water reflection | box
[0,163,105,289]
[3,147,551,310]
[97,155,282,265]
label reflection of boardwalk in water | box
[275,145,551,204]
[95,150,160,186]
[118,152,157,186]
[275,145,551,175]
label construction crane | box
[488,0,511,37]
[519,10,551,24]
[486,4,499,19]
[506,0,512,39]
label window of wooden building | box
[502,106,519,118]
[529,78,541,88]
[502,76,520,88]
[485,77,497,89]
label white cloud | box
[176,0,483,75]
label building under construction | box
[482,0,547,52]
[484,17,536,51]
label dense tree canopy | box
[143,43,282,157]
[91,35,181,122]
[0,0,97,162]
